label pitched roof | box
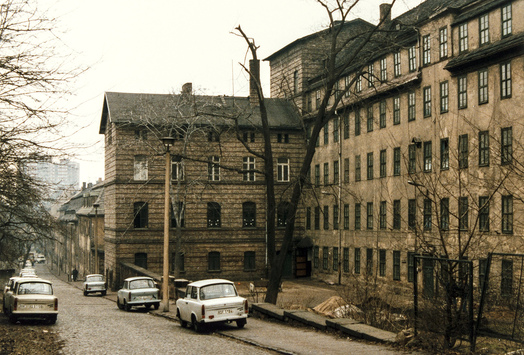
[99,92,302,134]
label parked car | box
[83,274,107,296]
[3,278,58,324]
[116,277,160,311]
[35,254,46,263]
[19,268,37,278]
[176,279,248,332]
[2,277,20,313]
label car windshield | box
[199,283,237,300]
[129,279,155,289]
[18,282,53,295]
[87,275,103,282]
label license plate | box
[20,304,43,309]
[218,309,233,314]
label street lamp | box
[68,222,74,281]
[93,202,100,275]
[161,136,175,312]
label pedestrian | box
[72,268,78,282]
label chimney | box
[249,60,260,106]
[82,182,86,190]
[182,82,192,95]
[379,3,392,25]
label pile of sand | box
[312,295,363,318]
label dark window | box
[393,147,401,176]
[379,100,386,128]
[355,155,361,181]
[379,249,386,277]
[243,202,256,228]
[440,138,449,170]
[314,246,319,268]
[333,117,339,143]
[366,248,373,275]
[408,144,416,174]
[502,195,513,234]
[479,259,487,291]
[243,131,255,142]
[333,204,339,230]
[478,69,489,104]
[293,70,298,94]
[355,109,361,136]
[343,204,349,230]
[424,141,432,172]
[408,199,416,230]
[133,202,148,228]
[440,198,449,230]
[333,247,339,271]
[324,162,329,186]
[393,200,401,230]
[343,248,350,272]
[366,202,373,230]
[354,248,361,274]
[354,203,361,230]
[380,201,386,230]
[459,134,469,169]
[440,81,449,113]
[244,251,256,271]
[314,206,320,230]
[367,152,373,180]
[208,131,220,142]
[501,259,513,297]
[323,247,329,270]
[323,205,329,230]
[324,122,329,145]
[459,197,468,231]
[333,160,339,185]
[314,164,320,186]
[380,149,387,178]
[171,202,185,228]
[172,155,184,181]
[408,252,415,282]
[423,86,432,117]
[479,196,489,232]
[343,113,349,139]
[277,202,291,228]
[501,127,512,165]
[501,62,512,99]
[134,253,147,269]
[423,199,432,231]
[367,106,373,132]
[393,251,401,281]
[306,207,311,230]
[277,133,289,143]
[343,158,349,183]
[479,131,489,167]
[207,202,221,228]
[208,251,220,271]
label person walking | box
[72,268,78,282]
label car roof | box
[85,274,104,278]
[16,278,51,284]
[187,279,234,288]
[124,276,154,282]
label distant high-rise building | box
[25,159,80,196]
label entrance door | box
[295,248,310,277]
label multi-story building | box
[99,82,306,289]
[266,0,524,295]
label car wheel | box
[144,304,151,310]
[8,314,17,324]
[117,297,123,310]
[191,315,202,333]
[101,291,106,296]
[83,290,88,296]
[153,302,160,310]
[47,315,57,325]
[236,319,247,328]
[124,300,131,312]
[177,309,187,328]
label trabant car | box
[176,279,248,332]
[83,274,107,296]
[4,278,58,324]
[2,276,21,313]
[116,277,160,311]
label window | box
[366,152,373,180]
[379,100,386,128]
[323,247,329,270]
[293,70,298,94]
[333,247,339,271]
[334,80,340,101]
[208,156,220,181]
[380,149,387,178]
[502,4,512,37]
[314,246,319,268]
[423,86,431,117]
[324,122,329,145]
[207,202,221,228]
[344,75,351,98]
[171,201,185,228]
[133,155,148,180]
[367,63,374,87]
[343,248,349,272]
[314,206,320,230]
[355,109,361,136]
[333,117,339,143]
[408,91,416,121]
[423,199,432,231]
[478,69,488,104]
[380,57,387,82]
[277,158,290,182]
[356,75,362,92]
[439,27,448,59]
[459,23,468,53]
[440,81,449,113]
[479,196,489,232]
[277,133,289,143]
[380,201,386,229]
[440,138,449,170]
[479,131,489,166]
[393,251,401,280]
[408,252,415,282]
[408,199,416,230]
[315,90,321,109]
[355,155,361,182]
[408,144,416,174]
[333,160,339,185]
[323,205,329,230]
[393,200,401,230]
[208,251,220,271]
[459,134,469,169]
[135,253,147,269]
[408,45,417,72]
[367,105,373,132]
[479,258,487,291]
[354,203,361,230]
[423,141,432,172]
[314,164,320,186]
[343,113,349,139]
[134,129,147,141]
[479,14,489,45]
[244,251,256,271]
[366,248,373,275]
[501,127,512,165]
[366,202,373,230]
[323,162,329,186]
[172,155,184,181]
[501,62,512,99]
[278,202,291,228]
[208,131,220,142]
[133,202,148,228]
[243,131,255,142]
[394,51,401,77]
[379,249,386,277]
[393,96,400,125]
[344,204,349,230]
[458,76,467,109]
[243,156,256,181]
[502,195,513,234]
[459,197,468,231]
[343,158,349,183]
[393,147,401,176]
[333,204,339,230]
[501,259,513,297]
[171,252,184,273]
[422,35,431,65]
[440,198,449,230]
[354,248,361,274]
[306,207,311,230]
[243,202,256,228]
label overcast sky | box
[46,0,423,185]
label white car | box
[3,278,58,324]
[2,277,21,313]
[83,274,107,296]
[116,277,160,311]
[35,254,46,263]
[176,279,248,332]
